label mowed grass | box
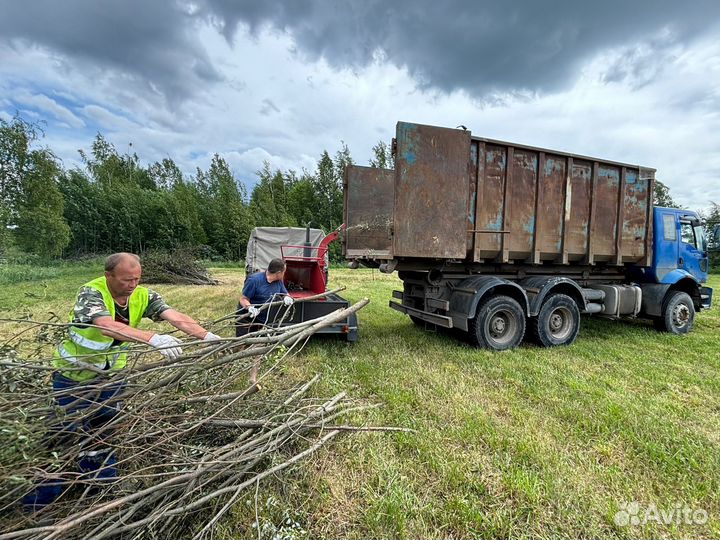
[1,263,718,538]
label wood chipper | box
[243,225,358,341]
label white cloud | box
[14,91,85,128]
[81,105,139,131]
[0,19,718,212]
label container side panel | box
[343,165,395,257]
[507,149,538,258]
[467,141,479,257]
[567,160,592,260]
[393,122,471,258]
[621,168,649,261]
[594,165,620,261]
[475,144,507,260]
[535,155,565,259]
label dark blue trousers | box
[22,373,126,510]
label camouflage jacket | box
[72,286,171,325]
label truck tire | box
[529,293,580,347]
[469,295,525,351]
[655,291,695,334]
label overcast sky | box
[1,0,719,210]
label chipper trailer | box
[343,121,714,350]
[243,226,358,341]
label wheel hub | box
[549,313,563,331]
[491,316,506,334]
[547,306,573,340]
[673,304,690,327]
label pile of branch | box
[0,296,395,539]
[139,248,219,285]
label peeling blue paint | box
[523,217,535,234]
[488,212,503,231]
[544,158,561,176]
[487,148,506,170]
[530,156,538,173]
[470,143,478,166]
[599,167,619,186]
[635,178,648,193]
[397,122,419,167]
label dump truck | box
[343,121,714,350]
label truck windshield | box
[680,222,706,251]
[694,225,707,252]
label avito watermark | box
[614,501,708,527]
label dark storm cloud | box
[2,0,719,103]
[203,0,720,95]
[0,0,221,103]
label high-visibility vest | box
[53,276,149,381]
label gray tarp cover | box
[245,227,327,274]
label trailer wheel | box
[655,291,695,334]
[529,293,580,347]
[469,295,525,351]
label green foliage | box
[369,139,394,169]
[0,116,36,219]
[703,202,720,271]
[311,146,350,231]
[81,135,155,190]
[196,154,252,259]
[653,179,680,208]
[0,116,70,257]
[2,112,362,261]
[250,162,295,227]
[0,202,10,253]
[286,175,316,226]
[148,157,183,190]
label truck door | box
[653,210,681,281]
[679,217,709,282]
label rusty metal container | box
[344,121,655,267]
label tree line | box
[1,114,715,262]
[0,116,394,260]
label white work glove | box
[283,295,294,306]
[247,306,260,318]
[149,334,183,360]
[203,332,221,342]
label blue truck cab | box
[639,207,713,333]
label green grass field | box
[1,262,718,539]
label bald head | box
[105,253,142,299]
[105,252,141,272]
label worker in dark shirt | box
[237,258,294,382]
[239,257,295,321]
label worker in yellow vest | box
[23,252,220,510]
[53,252,219,379]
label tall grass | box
[1,264,717,538]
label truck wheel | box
[655,291,695,334]
[469,295,525,351]
[529,293,580,347]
